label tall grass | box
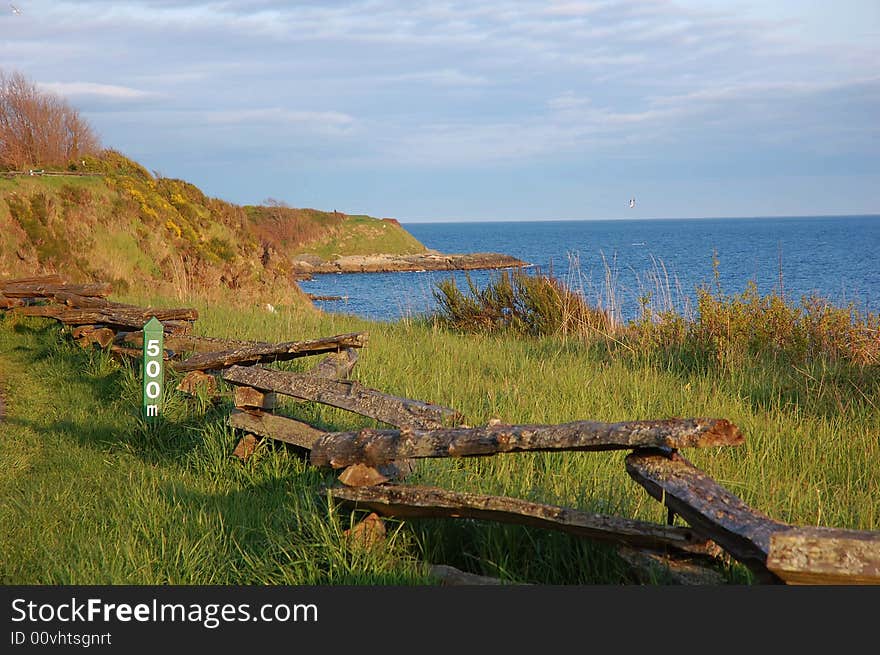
[433,269,613,338]
[433,256,880,372]
[1,277,878,585]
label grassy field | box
[291,214,427,260]
[1,289,878,585]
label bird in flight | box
[10,4,22,14]
[629,197,636,209]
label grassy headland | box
[0,150,429,307]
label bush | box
[433,268,880,370]
[433,270,612,337]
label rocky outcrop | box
[289,250,529,275]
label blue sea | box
[297,215,880,323]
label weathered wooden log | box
[53,292,110,308]
[10,305,64,318]
[11,305,198,329]
[0,274,65,289]
[51,292,137,309]
[616,546,728,585]
[118,334,360,364]
[337,462,413,487]
[76,327,116,348]
[625,448,789,583]
[174,332,368,372]
[309,348,359,380]
[160,320,195,336]
[338,463,392,487]
[47,291,117,309]
[342,512,386,552]
[310,418,743,469]
[109,345,173,361]
[766,527,880,585]
[232,433,261,461]
[71,325,98,339]
[1,282,112,298]
[233,386,277,410]
[288,348,360,406]
[223,365,462,429]
[425,564,516,586]
[328,484,717,556]
[117,331,271,354]
[176,370,220,398]
[228,408,325,449]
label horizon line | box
[399,213,880,224]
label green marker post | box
[142,316,164,421]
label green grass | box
[0,314,428,584]
[0,174,107,195]
[295,215,427,259]
[1,294,878,585]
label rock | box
[291,252,529,275]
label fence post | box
[142,316,164,421]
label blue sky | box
[3,1,878,221]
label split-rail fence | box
[2,274,878,585]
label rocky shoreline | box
[290,250,529,276]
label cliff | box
[0,150,527,306]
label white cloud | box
[204,107,355,128]
[376,69,489,87]
[38,81,158,100]
[542,2,610,17]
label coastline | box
[290,250,529,276]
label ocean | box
[297,215,880,323]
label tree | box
[0,69,101,170]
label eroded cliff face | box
[0,159,308,306]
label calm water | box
[298,215,880,323]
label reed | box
[432,255,880,372]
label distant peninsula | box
[290,250,528,276]
[251,210,528,276]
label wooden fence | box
[3,274,879,585]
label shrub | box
[433,267,880,370]
[433,270,612,337]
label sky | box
[2,0,879,222]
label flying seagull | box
[629,197,636,209]
[10,4,22,14]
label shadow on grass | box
[149,473,434,585]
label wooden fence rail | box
[222,364,461,430]
[328,484,718,556]
[3,274,879,585]
[308,418,742,469]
